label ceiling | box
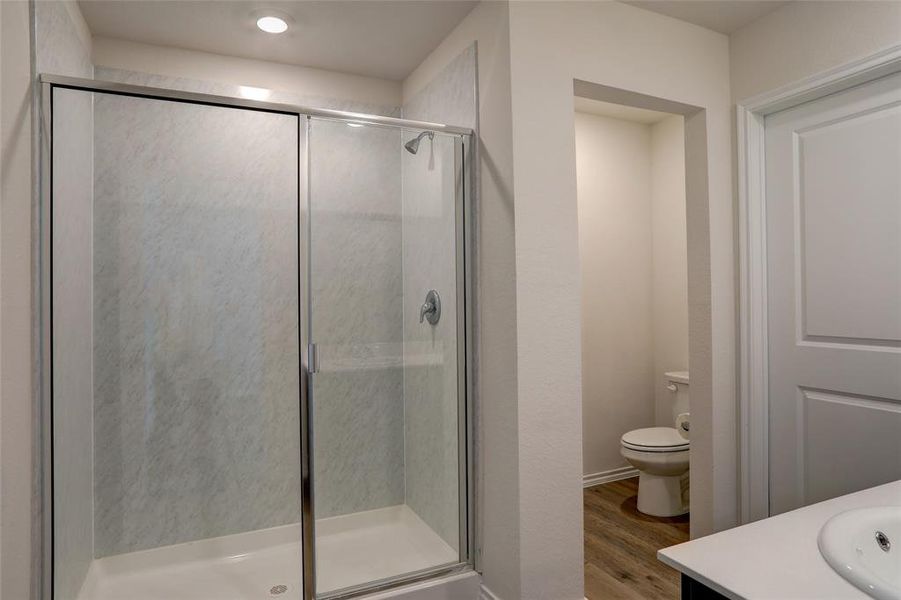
[574,97,673,124]
[77,0,478,81]
[623,0,790,34]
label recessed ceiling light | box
[257,15,288,34]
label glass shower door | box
[307,118,466,597]
[47,75,470,600]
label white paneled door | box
[765,71,901,515]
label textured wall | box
[36,1,95,597]
[91,36,402,108]
[92,94,300,556]
[85,56,463,555]
[503,2,735,592]
[401,5,521,595]
[0,2,37,598]
[401,45,476,551]
[650,115,688,426]
[576,111,689,475]
[575,112,656,478]
[399,135,461,550]
[91,68,405,535]
[729,1,901,102]
[403,45,477,131]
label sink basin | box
[818,506,901,599]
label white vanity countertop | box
[658,480,901,599]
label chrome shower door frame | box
[38,74,475,600]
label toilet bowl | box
[620,371,690,517]
[621,427,689,517]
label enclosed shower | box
[43,75,472,600]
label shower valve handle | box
[419,290,441,325]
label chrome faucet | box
[419,290,441,325]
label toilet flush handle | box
[666,383,678,392]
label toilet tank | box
[664,371,690,423]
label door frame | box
[736,44,901,524]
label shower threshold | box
[76,505,457,599]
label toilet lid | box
[621,427,689,452]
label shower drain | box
[270,584,288,595]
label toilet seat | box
[621,427,689,453]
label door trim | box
[736,43,901,524]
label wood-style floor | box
[584,477,689,599]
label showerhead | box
[404,131,434,155]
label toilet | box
[621,371,690,517]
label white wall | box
[730,0,901,102]
[2,2,96,597]
[1,2,36,598]
[408,3,734,597]
[403,3,520,598]
[651,115,688,426]
[92,37,402,109]
[507,8,733,596]
[729,0,901,522]
[575,112,655,478]
[35,2,96,597]
[576,110,688,479]
[402,6,901,594]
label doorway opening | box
[573,88,696,599]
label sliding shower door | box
[49,86,303,600]
[307,118,468,597]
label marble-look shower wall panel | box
[36,1,93,78]
[401,44,477,551]
[92,94,300,556]
[400,135,461,551]
[309,119,405,518]
[311,367,404,516]
[90,66,407,526]
[38,2,95,597]
[401,45,477,130]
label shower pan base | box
[76,505,457,600]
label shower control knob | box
[419,290,441,325]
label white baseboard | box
[583,466,639,488]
